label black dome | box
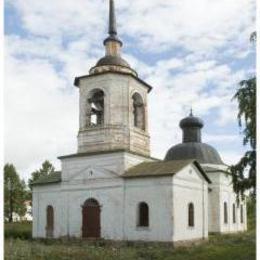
[180,115,204,128]
[164,142,223,164]
[96,55,130,67]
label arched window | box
[188,203,194,227]
[233,203,236,223]
[87,90,104,127]
[132,93,145,130]
[138,202,149,227]
[46,205,54,238]
[224,202,228,224]
[240,205,244,223]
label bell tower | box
[74,0,152,157]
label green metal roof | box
[32,171,62,186]
[123,159,211,183]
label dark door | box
[82,199,100,238]
[46,205,54,238]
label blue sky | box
[4,0,255,181]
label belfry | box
[74,0,151,157]
[32,0,247,243]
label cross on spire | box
[189,107,193,117]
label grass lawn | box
[4,222,256,260]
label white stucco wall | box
[205,168,247,233]
[123,176,173,242]
[32,183,62,238]
[172,165,208,242]
[33,154,246,242]
[33,152,155,240]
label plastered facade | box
[33,153,212,242]
[203,164,247,233]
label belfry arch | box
[86,89,105,127]
[132,92,145,130]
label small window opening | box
[138,202,149,227]
[240,205,244,223]
[188,203,194,227]
[224,202,228,224]
[46,205,54,238]
[233,204,236,223]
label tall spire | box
[104,0,122,46]
[89,0,137,77]
[109,0,117,36]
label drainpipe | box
[202,181,205,239]
[122,179,126,240]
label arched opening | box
[233,203,236,223]
[87,90,104,127]
[240,205,244,223]
[132,93,145,130]
[82,198,101,238]
[224,202,228,224]
[46,205,54,238]
[188,203,194,227]
[137,202,149,227]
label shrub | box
[5,222,32,240]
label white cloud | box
[4,52,78,179]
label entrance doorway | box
[82,198,101,238]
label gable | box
[174,164,209,183]
[67,165,119,182]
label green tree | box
[230,33,256,199]
[28,160,55,189]
[4,164,27,222]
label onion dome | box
[164,110,223,165]
[89,0,137,77]
[96,55,130,67]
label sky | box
[4,0,256,181]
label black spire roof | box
[103,0,122,46]
[164,112,223,165]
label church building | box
[32,0,247,243]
